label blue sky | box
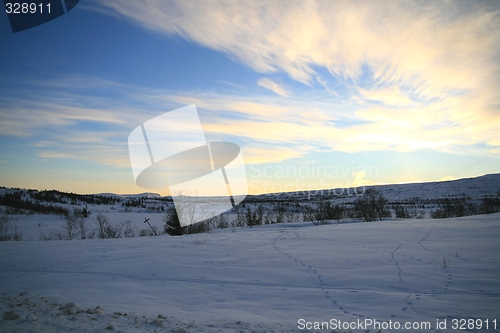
[1,0,500,196]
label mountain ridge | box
[2,173,499,201]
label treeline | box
[31,189,119,205]
[163,201,304,236]
[0,191,69,215]
[0,188,173,214]
[164,188,500,236]
[430,196,500,219]
[163,189,392,236]
[0,189,119,214]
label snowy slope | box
[256,173,500,203]
[12,211,166,241]
[2,174,499,212]
[1,213,499,332]
[371,173,500,202]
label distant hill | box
[1,173,499,207]
[362,173,500,202]
[245,173,500,203]
[97,192,162,199]
[0,173,499,230]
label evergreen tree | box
[164,206,183,236]
[245,207,259,227]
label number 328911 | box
[5,3,51,14]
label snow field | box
[1,213,499,332]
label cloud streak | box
[91,1,500,87]
[90,0,500,155]
[257,78,290,97]
[358,86,413,107]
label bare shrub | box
[0,213,23,241]
[122,220,137,238]
[39,228,64,241]
[95,212,121,239]
[394,205,410,219]
[272,203,286,224]
[353,189,390,222]
[78,218,89,239]
[217,214,229,229]
[184,221,209,234]
[234,210,245,227]
[64,211,82,240]
[96,212,109,239]
[285,210,300,223]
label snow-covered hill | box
[2,174,499,216]
[258,173,500,203]
[1,173,500,241]
[97,192,163,199]
[370,173,500,202]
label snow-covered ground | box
[9,211,166,241]
[1,212,499,332]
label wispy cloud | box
[358,86,413,107]
[0,76,153,169]
[2,78,499,175]
[0,104,124,137]
[216,80,247,90]
[90,0,500,155]
[242,146,303,164]
[91,1,500,89]
[257,78,290,97]
[166,91,499,156]
[28,74,124,90]
[36,144,130,168]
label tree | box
[82,205,90,218]
[95,212,120,239]
[353,188,390,222]
[0,212,23,241]
[184,221,209,234]
[78,218,89,239]
[319,200,346,222]
[255,204,265,225]
[164,206,183,236]
[0,213,10,241]
[431,198,479,219]
[305,199,346,225]
[394,205,410,219]
[245,207,259,227]
[304,205,325,225]
[235,209,245,227]
[272,203,286,224]
[217,213,229,229]
[208,213,229,229]
[480,196,500,214]
[64,210,81,240]
[96,212,108,239]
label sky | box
[0,0,500,196]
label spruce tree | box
[164,206,184,236]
